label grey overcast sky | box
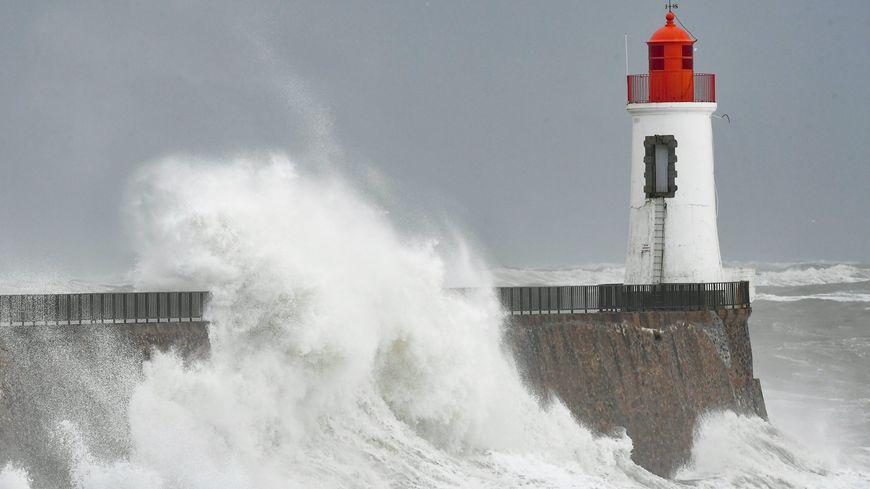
[1,1,868,278]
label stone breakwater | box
[1,310,764,481]
[506,308,767,477]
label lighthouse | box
[624,9,722,285]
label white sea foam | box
[756,292,870,303]
[64,154,662,488]
[0,465,31,489]
[0,275,124,295]
[492,263,870,289]
[491,266,625,287]
[3,155,868,488]
[754,264,870,287]
[678,411,869,488]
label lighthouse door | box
[643,135,678,198]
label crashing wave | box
[677,411,869,488]
[2,156,867,488]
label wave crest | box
[755,264,870,287]
[678,411,870,487]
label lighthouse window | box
[682,45,693,70]
[649,45,665,71]
[643,135,678,198]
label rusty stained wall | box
[506,308,766,478]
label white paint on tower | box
[624,102,723,284]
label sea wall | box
[506,308,766,477]
[2,311,765,481]
[103,321,210,360]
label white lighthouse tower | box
[624,9,722,285]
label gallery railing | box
[498,281,749,314]
[0,291,209,325]
[627,73,716,104]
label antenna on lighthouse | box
[666,1,679,12]
[624,34,630,76]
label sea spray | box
[677,411,870,488]
[112,154,654,488]
[0,465,30,489]
[2,155,868,488]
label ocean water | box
[751,265,870,470]
[494,263,870,479]
[1,156,868,488]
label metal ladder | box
[652,198,666,284]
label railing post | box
[710,74,716,102]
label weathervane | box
[666,1,679,12]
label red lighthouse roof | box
[648,12,694,44]
[624,10,715,104]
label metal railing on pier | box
[498,281,749,315]
[0,281,750,324]
[0,291,209,326]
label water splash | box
[678,411,869,488]
[108,154,653,488]
[0,465,31,489]
[3,155,868,488]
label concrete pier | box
[506,308,766,477]
[0,290,766,481]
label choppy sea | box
[495,262,870,473]
[0,156,867,488]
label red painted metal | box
[627,73,716,104]
[646,12,697,102]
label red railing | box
[627,73,716,104]
[694,73,716,102]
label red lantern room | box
[648,11,695,102]
[627,9,715,104]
